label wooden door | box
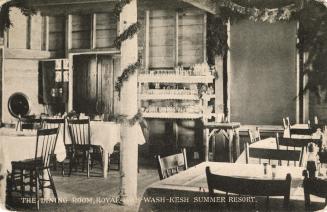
[73,54,114,117]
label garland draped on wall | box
[220,0,303,23]
[208,0,327,101]
[0,0,35,32]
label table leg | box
[227,129,234,162]
[203,128,209,161]
[0,173,6,209]
[234,128,240,161]
[103,150,108,179]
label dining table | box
[138,161,324,211]
[64,121,146,178]
[0,127,67,208]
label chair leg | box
[20,169,25,196]
[69,160,73,176]
[87,151,90,178]
[35,170,40,210]
[30,170,33,194]
[61,162,65,177]
[47,169,58,203]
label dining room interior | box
[0,0,327,211]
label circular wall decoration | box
[8,92,30,118]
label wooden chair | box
[277,133,322,166]
[108,143,120,171]
[157,148,188,180]
[43,118,72,176]
[244,127,261,164]
[67,118,103,178]
[17,115,43,131]
[248,127,261,144]
[303,170,327,210]
[9,128,59,210]
[245,138,302,166]
[205,166,292,208]
[289,127,315,136]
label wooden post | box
[119,0,139,206]
[144,10,150,72]
[225,21,231,122]
[174,11,179,66]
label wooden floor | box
[5,155,327,212]
[6,157,159,211]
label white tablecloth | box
[0,128,66,172]
[65,121,145,155]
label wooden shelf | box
[142,112,202,119]
[138,75,214,83]
[140,94,199,100]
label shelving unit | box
[138,71,217,123]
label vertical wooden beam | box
[296,22,300,124]
[66,15,72,56]
[203,13,207,63]
[92,13,97,49]
[144,10,150,72]
[68,54,73,112]
[226,21,231,122]
[26,15,31,49]
[0,47,3,123]
[119,0,138,206]
[44,16,50,51]
[174,11,179,66]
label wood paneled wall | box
[149,10,175,68]
[147,8,206,68]
[48,16,65,53]
[96,13,117,48]
[178,9,205,66]
[72,14,91,49]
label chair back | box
[43,118,65,144]
[248,127,261,143]
[303,170,327,209]
[206,166,291,207]
[283,117,290,129]
[289,128,315,136]
[18,115,43,131]
[67,118,91,146]
[245,134,302,166]
[157,148,188,180]
[35,128,59,168]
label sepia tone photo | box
[0,0,327,211]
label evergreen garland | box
[0,0,36,32]
[114,22,141,49]
[113,110,144,126]
[115,60,141,98]
[113,0,132,19]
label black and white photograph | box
[0,0,327,211]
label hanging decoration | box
[220,0,304,23]
[115,60,141,98]
[114,110,144,126]
[0,0,36,32]
[113,0,131,19]
[114,22,141,49]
